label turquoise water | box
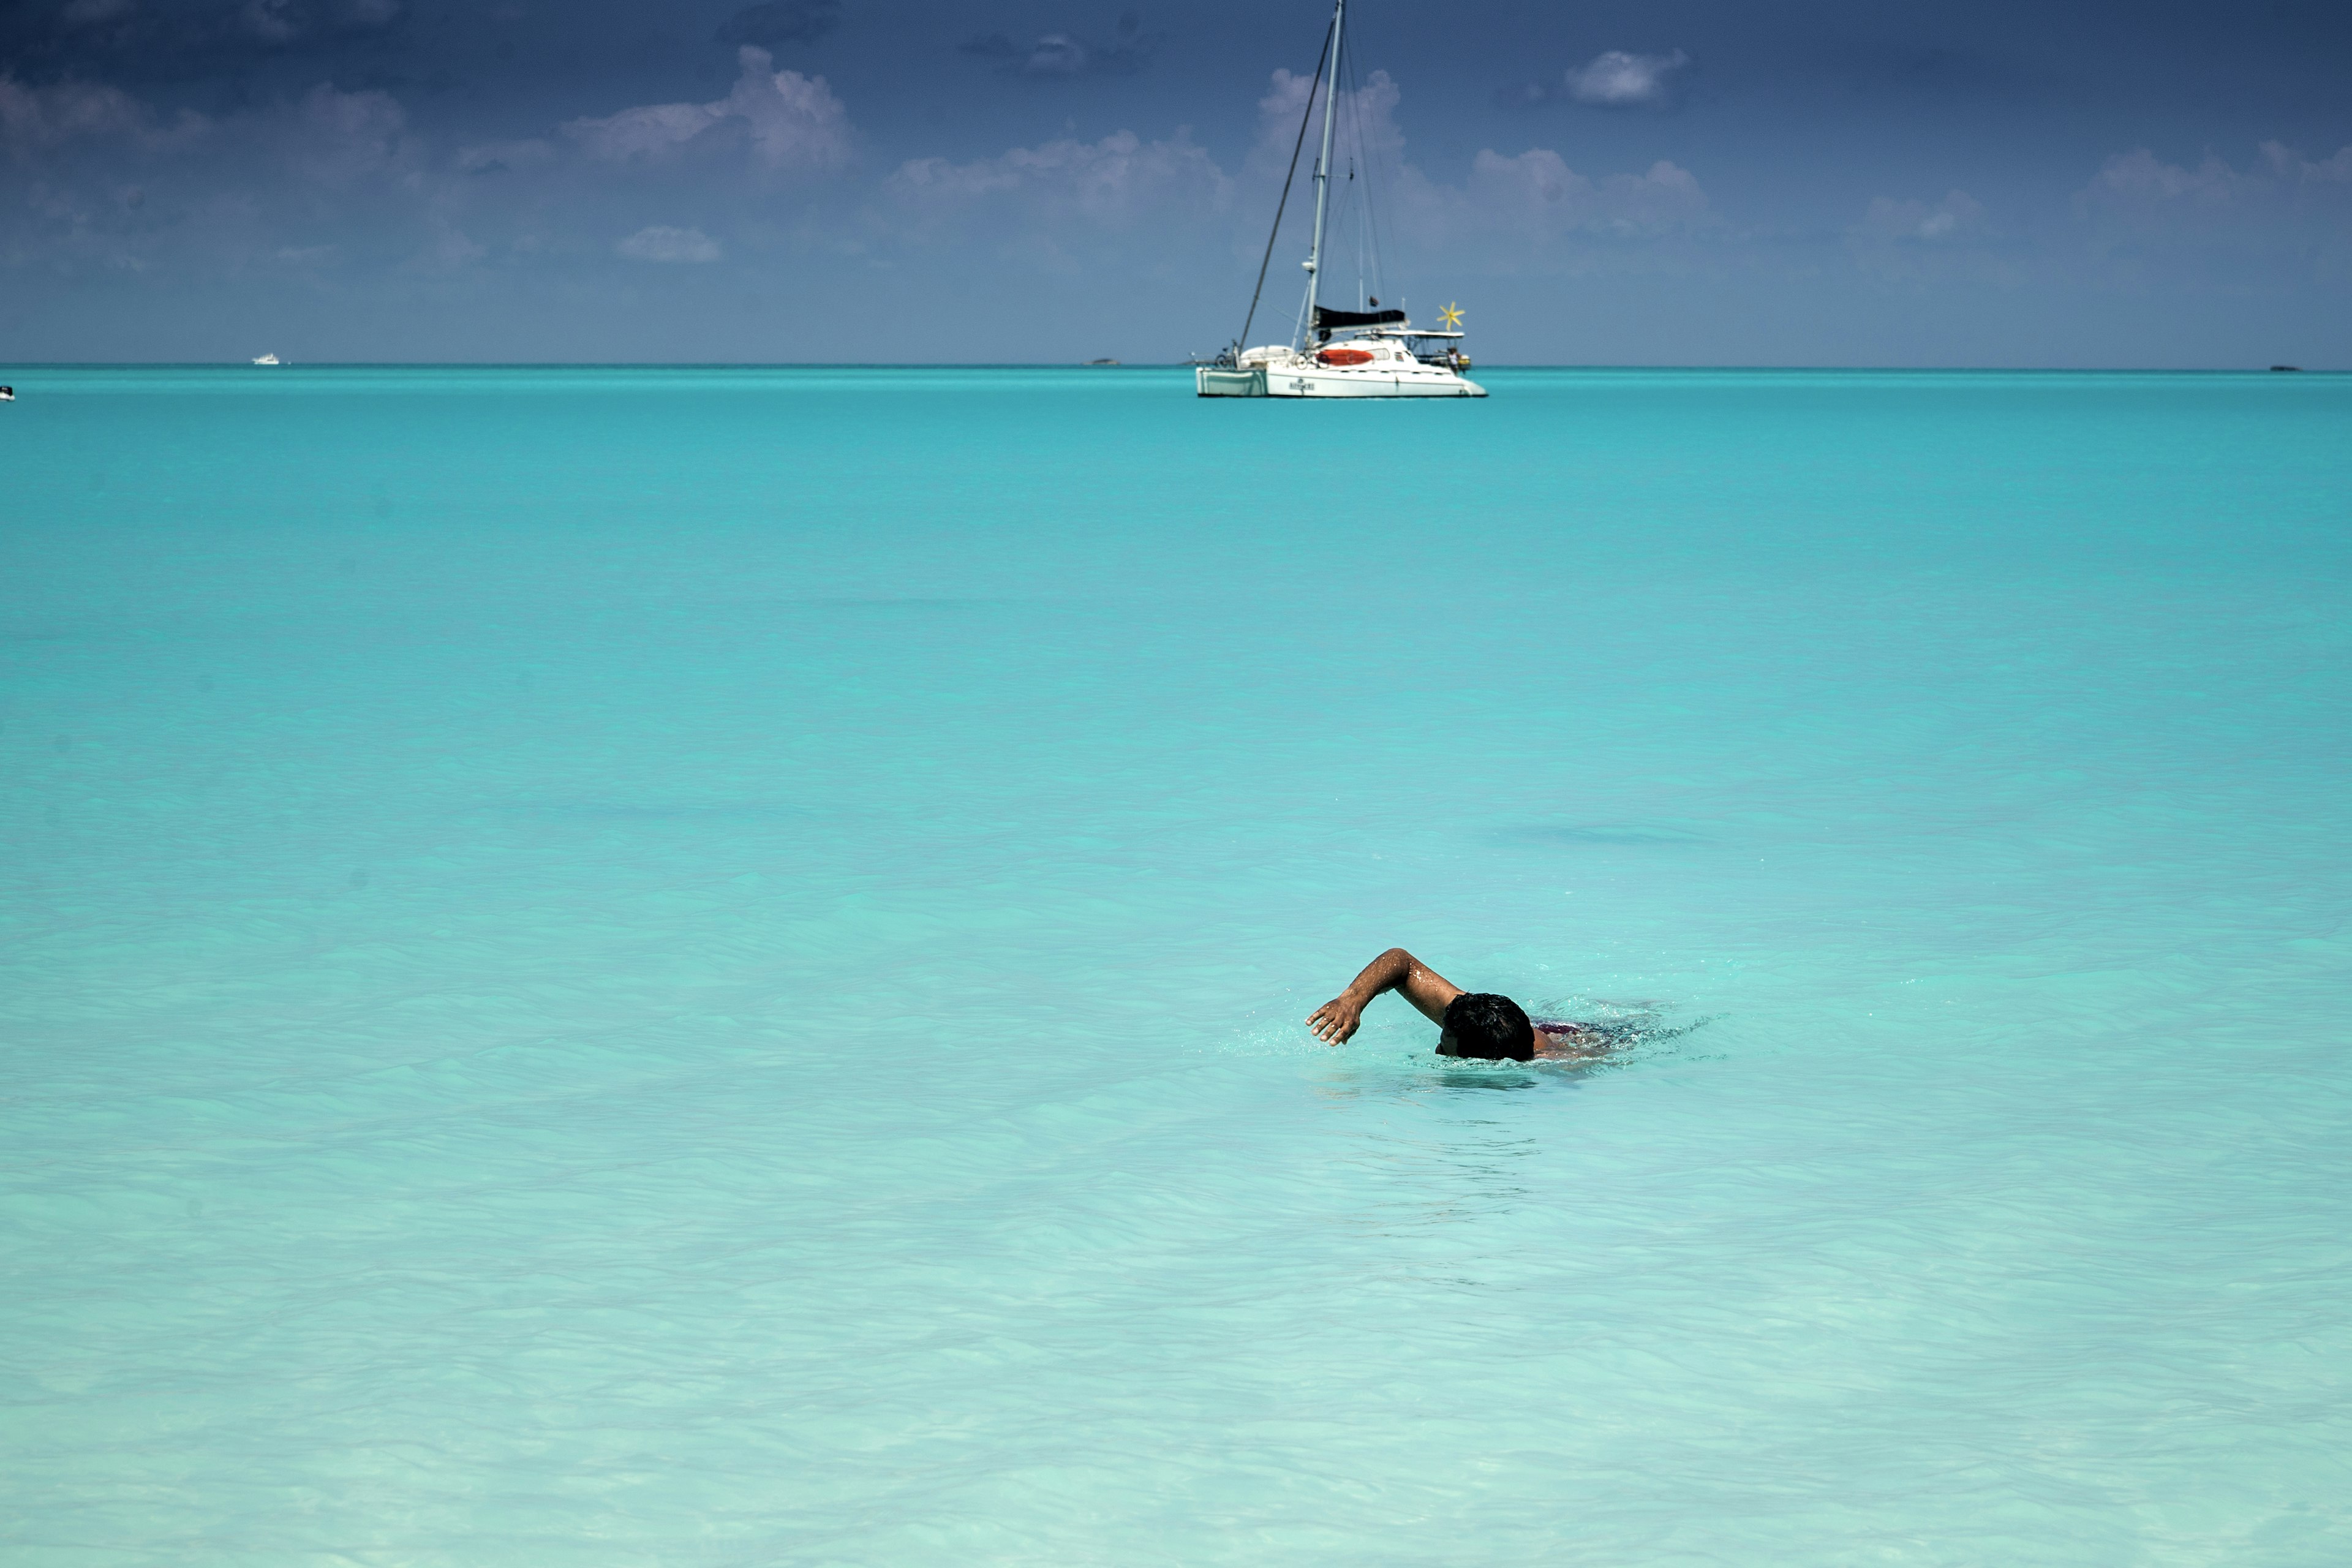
[4,366,2348,1564]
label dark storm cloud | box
[716,0,839,51]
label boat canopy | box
[1313,306,1406,338]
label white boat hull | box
[1195,363,1485,399]
[1196,367,1265,397]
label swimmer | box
[1308,947,1596,1061]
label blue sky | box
[2,0,2348,364]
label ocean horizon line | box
[4,361,2339,374]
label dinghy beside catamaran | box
[1197,0,1483,399]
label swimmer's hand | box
[1308,993,1366,1046]
[1307,948,1466,1046]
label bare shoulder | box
[1532,1021,1607,1060]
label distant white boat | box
[252,353,280,366]
[1197,0,1483,399]
[0,385,13,402]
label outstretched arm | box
[1306,948,1464,1046]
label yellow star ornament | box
[1438,302,1464,330]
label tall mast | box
[1300,0,1344,349]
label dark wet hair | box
[1438,993,1535,1061]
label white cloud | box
[880,64,1706,279]
[1248,66,1708,243]
[2088,148,2242,208]
[959,24,1150,78]
[721,55,849,170]
[61,0,134,26]
[428,223,486,267]
[891,129,1227,227]
[1564,50,1688,108]
[617,224,722,262]
[1252,66,1403,173]
[1858,189,1986,242]
[1254,66,1316,141]
[231,0,398,42]
[456,137,555,175]
[2065,142,2352,285]
[568,101,710,162]
[0,78,144,146]
[2263,140,2352,186]
[0,76,208,157]
[1461,150,1710,238]
[292,83,410,183]
[2076,143,2352,230]
[242,0,297,43]
[564,47,850,173]
[1849,190,2003,282]
[1022,35,1088,75]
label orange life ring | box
[1316,347,1374,366]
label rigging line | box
[1340,15,1390,311]
[1340,13,1362,301]
[1236,13,1334,357]
[1356,43,1379,304]
[1330,18,1378,311]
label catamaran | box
[1197,0,1483,399]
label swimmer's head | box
[1437,992,1535,1062]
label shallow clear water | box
[4,366,2349,1564]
